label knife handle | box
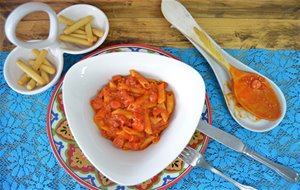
[243,147,299,182]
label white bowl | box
[57,4,109,54]
[62,52,206,185]
[3,47,63,95]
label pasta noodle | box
[90,70,175,150]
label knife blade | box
[197,120,299,182]
[197,120,245,152]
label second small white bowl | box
[57,4,109,54]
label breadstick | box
[31,49,54,67]
[40,64,56,75]
[92,28,104,37]
[58,15,74,26]
[74,29,86,35]
[18,74,31,85]
[63,16,93,35]
[32,49,47,70]
[59,15,103,37]
[85,23,94,42]
[26,79,36,90]
[69,33,88,39]
[70,34,97,42]
[40,70,50,83]
[29,60,56,75]
[27,60,39,93]
[16,60,46,85]
[59,35,92,46]
[58,15,85,30]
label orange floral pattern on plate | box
[188,130,205,149]
[133,173,160,190]
[97,171,115,186]
[165,158,184,172]
[55,119,75,142]
[67,144,96,173]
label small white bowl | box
[3,47,63,95]
[57,4,109,54]
[62,52,206,185]
[4,2,109,95]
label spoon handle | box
[243,147,299,183]
[162,0,232,72]
[192,27,232,72]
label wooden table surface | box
[0,0,299,51]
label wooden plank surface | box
[0,0,299,51]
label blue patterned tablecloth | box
[0,47,299,190]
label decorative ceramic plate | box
[47,44,212,190]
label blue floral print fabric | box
[0,48,299,190]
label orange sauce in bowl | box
[230,67,281,121]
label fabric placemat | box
[0,47,299,190]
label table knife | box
[197,120,299,183]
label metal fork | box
[179,146,257,190]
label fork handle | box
[206,166,257,190]
[243,147,299,183]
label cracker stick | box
[28,60,35,65]
[92,28,104,37]
[40,64,56,75]
[58,15,85,30]
[18,74,31,85]
[16,60,46,85]
[63,16,93,34]
[58,15,74,25]
[70,34,97,42]
[31,49,54,67]
[74,29,86,35]
[32,49,47,70]
[85,23,94,42]
[70,33,87,39]
[29,61,54,75]
[29,60,56,75]
[59,15,102,37]
[40,70,50,83]
[59,35,92,46]
[26,79,36,90]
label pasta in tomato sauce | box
[90,70,175,150]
